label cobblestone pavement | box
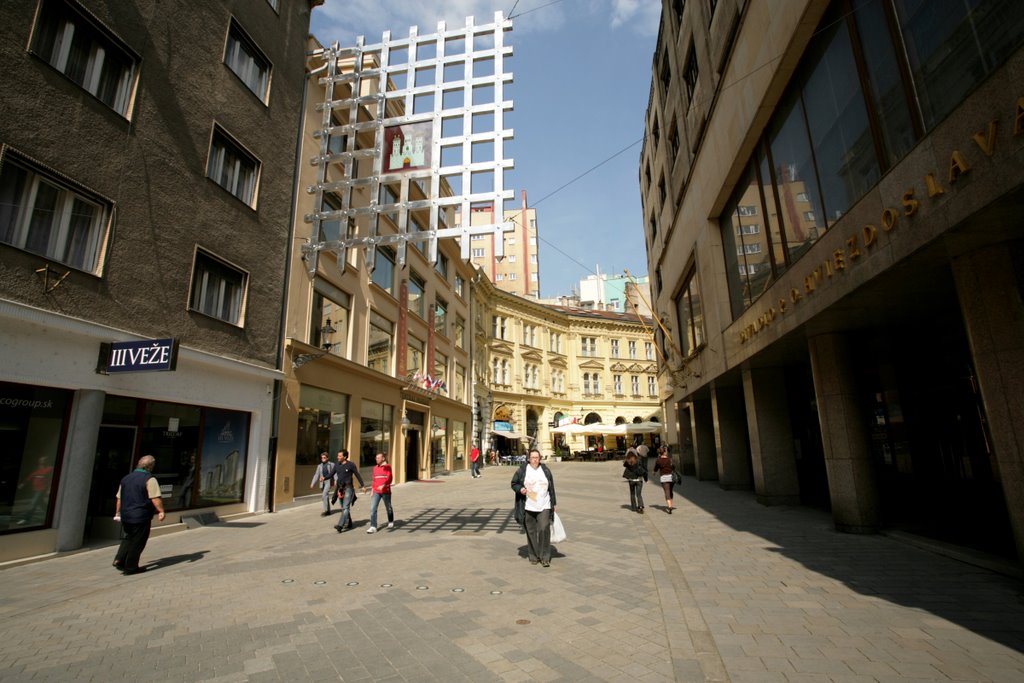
[1,462,1023,682]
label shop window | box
[296,386,348,469]
[431,416,448,473]
[225,19,271,102]
[359,400,393,468]
[0,381,70,533]
[32,0,138,116]
[189,249,247,325]
[452,421,466,463]
[0,152,110,274]
[207,126,259,206]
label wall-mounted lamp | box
[401,409,411,432]
[321,318,337,351]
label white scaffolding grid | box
[302,11,515,276]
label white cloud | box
[312,1,523,46]
[609,0,661,34]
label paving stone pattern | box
[1,463,1023,682]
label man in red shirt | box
[470,445,481,478]
[366,452,395,533]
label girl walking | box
[653,446,676,514]
[621,449,646,513]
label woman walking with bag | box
[511,449,557,567]
[653,446,676,514]
[621,449,646,513]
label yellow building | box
[472,275,663,459]
[459,192,541,299]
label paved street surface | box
[2,462,1023,682]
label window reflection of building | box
[359,400,393,468]
[367,311,393,375]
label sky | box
[309,0,661,299]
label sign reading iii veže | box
[98,338,179,374]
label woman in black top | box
[621,449,646,513]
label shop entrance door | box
[86,425,137,540]
[404,428,421,482]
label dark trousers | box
[115,520,152,570]
[524,509,551,563]
[628,481,645,510]
[471,460,481,476]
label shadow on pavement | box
[676,478,1024,653]
[399,507,521,534]
[146,550,209,570]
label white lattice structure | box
[302,12,515,275]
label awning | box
[492,430,529,440]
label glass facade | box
[359,400,393,468]
[721,0,1024,319]
[296,386,348,467]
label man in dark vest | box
[113,455,165,574]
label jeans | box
[320,484,333,513]
[335,486,355,529]
[369,492,393,528]
[471,460,481,476]
[628,481,645,510]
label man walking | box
[113,455,165,574]
[310,452,336,516]
[366,452,395,533]
[333,450,366,533]
[470,444,481,478]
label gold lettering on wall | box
[925,173,946,197]
[862,224,877,248]
[973,121,998,156]
[948,150,970,183]
[901,189,919,216]
[738,93,1017,344]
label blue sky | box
[309,0,661,299]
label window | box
[614,375,623,394]
[454,315,465,349]
[208,127,259,206]
[583,373,591,395]
[550,332,561,353]
[675,266,705,356]
[225,19,270,101]
[455,273,464,297]
[190,250,246,325]
[683,42,699,101]
[660,50,671,94]
[645,342,653,360]
[371,246,395,295]
[434,297,448,336]
[611,340,620,358]
[311,280,350,357]
[0,153,109,274]
[492,315,507,339]
[628,340,637,359]
[648,376,657,395]
[736,223,760,235]
[495,273,504,281]
[581,336,597,357]
[471,248,485,258]
[737,205,757,217]
[530,254,537,264]
[508,272,517,280]
[408,271,425,318]
[435,252,449,280]
[508,254,516,263]
[631,375,640,395]
[367,311,393,375]
[738,243,762,255]
[33,0,138,116]
[407,336,424,375]
[523,324,536,347]
[359,400,393,468]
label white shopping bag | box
[551,512,567,543]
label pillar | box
[952,246,1024,564]
[808,334,881,533]
[676,402,695,476]
[56,389,104,552]
[742,366,800,505]
[691,397,718,481]
[713,384,752,490]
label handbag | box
[672,469,682,484]
[550,512,567,543]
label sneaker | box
[366,527,376,534]
[541,561,550,568]
[387,522,395,529]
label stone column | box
[742,366,800,505]
[56,389,105,552]
[713,384,752,490]
[808,334,880,533]
[676,402,695,476]
[952,246,1024,563]
[691,397,718,481]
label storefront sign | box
[739,95,1024,344]
[99,338,179,373]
